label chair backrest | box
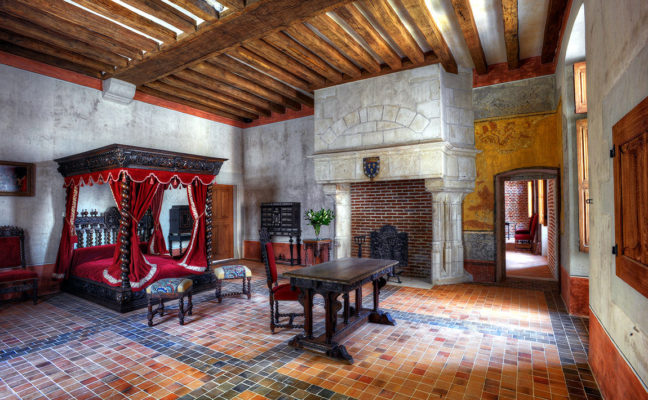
[259,228,277,288]
[529,213,539,238]
[0,226,25,270]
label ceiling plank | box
[0,29,114,72]
[541,0,569,64]
[1,0,143,60]
[333,4,401,70]
[161,75,271,116]
[397,0,457,73]
[117,0,197,33]
[209,55,311,109]
[228,46,311,91]
[111,0,354,86]
[146,80,258,119]
[217,0,245,10]
[166,0,219,21]
[359,0,424,64]
[263,32,342,82]
[8,0,159,53]
[138,85,245,121]
[245,38,328,86]
[191,59,292,112]
[72,0,177,43]
[501,0,519,69]
[0,13,128,68]
[176,68,285,114]
[0,40,102,78]
[284,23,361,78]
[451,0,488,74]
[308,14,380,73]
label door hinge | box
[612,244,618,255]
[610,145,616,158]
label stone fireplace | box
[312,65,478,285]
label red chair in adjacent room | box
[0,226,38,304]
[259,228,303,333]
[514,214,539,250]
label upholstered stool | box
[213,265,252,303]
[146,278,193,326]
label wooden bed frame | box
[56,144,226,313]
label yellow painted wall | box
[463,111,562,231]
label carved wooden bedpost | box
[205,184,214,271]
[118,175,132,290]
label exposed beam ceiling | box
[541,0,569,63]
[502,0,520,69]
[451,0,488,75]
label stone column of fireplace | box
[323,183,351,259]
[428,188,471,284]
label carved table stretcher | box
[283,257,398,364]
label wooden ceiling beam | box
[8,0,158,53]
[217,0,245,10]
[245,38,329,86]
[192,61,292,111]
[228,46,311,91]
[72,0,177,43]
[333,4,402,70]
[161,75,271,116]
[175,68,285,114]
[209,55,311,109]
[0,29,114,72]
[398,0,457,73]
[111,0,354,86]
[117,0,197,33]
[138,85,245,121]
[0,40,102,78]
[0,13,128,68]
[541,0,569,64]
[359,0,424,64]
[308,14,380,73]
[1,0,143,60]
[166,0,219,21]
[451,0,488,74]
[263,32,343,82]
[284,23,361,78]
[145,80,258,119]
[501,0,519,69]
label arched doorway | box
[494,167,560,282]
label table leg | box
[343,293,350,324]
[304,288,313,339]
[368,277,396,326]
[355,287,362,315]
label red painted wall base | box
[464,259,496,282]
[243,240,304,265]
[560,265,589,316]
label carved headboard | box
[74,207,154,248]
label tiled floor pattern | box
[0,261,600,399]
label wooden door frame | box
[494,167,561,282]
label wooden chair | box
[0,226,37,304]
[514,214,539,250]
[259,228,303,333]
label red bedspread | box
[70,245,197,289]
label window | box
[574,62,587,114]
[577,119,589,251]
[613,96,648,298]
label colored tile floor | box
[0,260,600,400]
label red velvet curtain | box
[147,185,168,255]
[179,181,208,272]
[53,185,79,279]
[105,175,161,290]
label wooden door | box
[211,184,234,261]
[613,96,648,298]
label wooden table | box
[283,257,398,363]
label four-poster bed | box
[54,144,226,312]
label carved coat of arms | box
[363,157,380,179]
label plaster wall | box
[0,64,244,266]
[242,116,332,242]
[585,0,648,385]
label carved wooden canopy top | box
[55,144,227,177]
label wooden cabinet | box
[613,96,648,298]
[574,62,587,114]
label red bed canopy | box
[54,144,226,291]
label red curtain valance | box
[63,168,217,188]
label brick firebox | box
[350,179,432,279]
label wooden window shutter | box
[577,119,590,251]
[613,96,648,298]
[574,62,587,114]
